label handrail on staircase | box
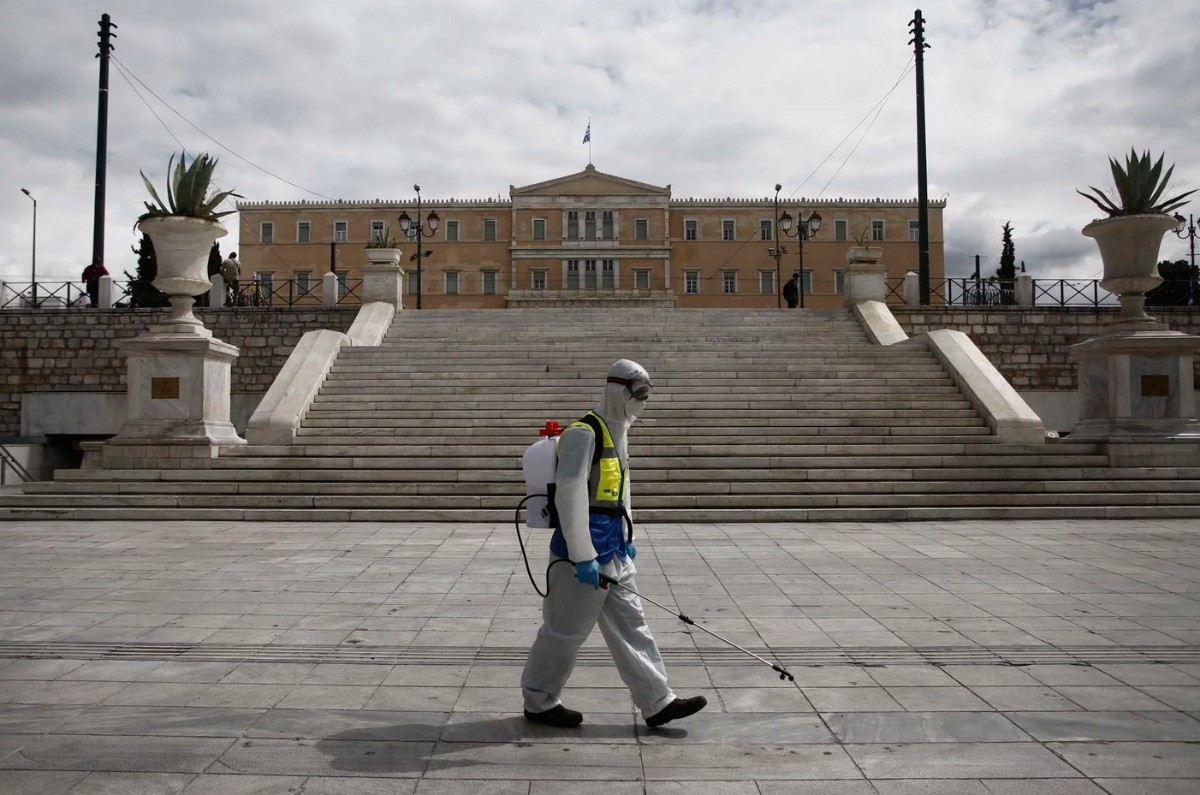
[0,443,34,484]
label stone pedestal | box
[102,326,246,469]
[1069,323,1200,440]
[362,248,404,307]
[843,247,886,307]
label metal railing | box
[882,278,1197,308]
[0,443,33,484]
[0,279,365,309]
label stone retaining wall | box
[0,309,357,437]
[890,307,1200,391]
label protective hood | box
[598,358,652,429]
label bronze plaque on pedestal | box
[1140,375,1170,397]
[151,377,180,399]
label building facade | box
[236,165,946,308]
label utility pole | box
[909,9,931,305]
[93,13,117,271]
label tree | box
[123,234,169,308]
[988,222,1017,304]
[1146,259,1198,307]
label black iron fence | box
[0,279,365,310]
[883,278,1198,308]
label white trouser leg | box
[521,554,674,716]
[596,555,675,716]
[521,556,607,713]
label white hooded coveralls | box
[521,359,675,718]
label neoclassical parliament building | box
[236,165,945,308]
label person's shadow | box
[314,712,681,775]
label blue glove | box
[575,559,601,590]
[626,542,637,560]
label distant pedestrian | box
[82,259,108,308]
[782,272,799,309]
[219,251,240,305]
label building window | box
[602,210,614,240]
[834,219,848,241]
[759,270,775,295]
[601,259,615,289]
[567,260,580,289]
[835,270,847,295]
[532,269,547,290]
[370,220,385,242]
[722,270,737,294]
[256,271,274,295]
[909,220,920,241]
[334,221,348,243]
[634,269,650,290]
[584,211,597,241]
[445,220,459,242]
[408,271,420,295]
[684,270,699,294]
[567,211,579,240]
[685,219,698,240]
[532,218,546,241]
[584,259,598,289]
[482,271,497,295]
[635,218,648,240]
[483,219,497,241]
[337,273,348,297]
[760,220,773,241]
[872,220,885,241]
[800,270,812,295]
[445,271,459,295]
[296,271,311,296]
[260,222,274,244]
[297,221,310,243]
[722,219,735,241]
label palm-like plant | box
[139,151,241,222]
[1078,149,1196,217]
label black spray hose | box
[515,495,793,681]
[597,574,795,682]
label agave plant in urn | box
[136,151,241,332]
[1078,149,1195,325]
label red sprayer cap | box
[540,421,562,437]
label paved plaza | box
[0,517,1197,793]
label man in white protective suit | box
[521,359,707,729]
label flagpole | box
[588,117,592,165]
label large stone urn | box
[842,246,886,307]
[362,247,404,307]
[104,215,245,469]
[1082,213,1179,325]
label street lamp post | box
[1173,213,1198,306]
[398,184,440,310]
[778,206,822,309]
[769,184,789,309]
[20,188,36,308]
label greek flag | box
[582,123,591,144]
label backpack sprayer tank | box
[522,421,562,528]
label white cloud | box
[1,0,1196,285]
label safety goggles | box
[607,376,653,400]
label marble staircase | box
[5,308,1200,521]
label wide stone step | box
[288,431,997,445]
[22,477,1198,497]
[297,416,991,429]
[293,427,995,440]
[301,408,985,420]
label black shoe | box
[646,695,707,728]
[524,705,583,728]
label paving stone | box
[56,705,262,738]
[1006,710,1200,741]
[442,712,635,744]
[177,773,309,794]
[415,781,521,794]
[972,687,1081,711]
[636,712,831,744]
[0,704,84,733]
[424,740,639,780]
[640,743,861,780]
[803,687,904,712]
[248,709,447,741]
[845,742,1080,779]
[0,734,233,773]
[825,711,1029,743]
[67,771,194,794]
[1092,780,1200,795]
[1051,685,1175,711]
[0,770,88,795]
[212,737,433,777]
[1047,741,1200,778]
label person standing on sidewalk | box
[521,359,707,729]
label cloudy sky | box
[1,0,1197,287]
